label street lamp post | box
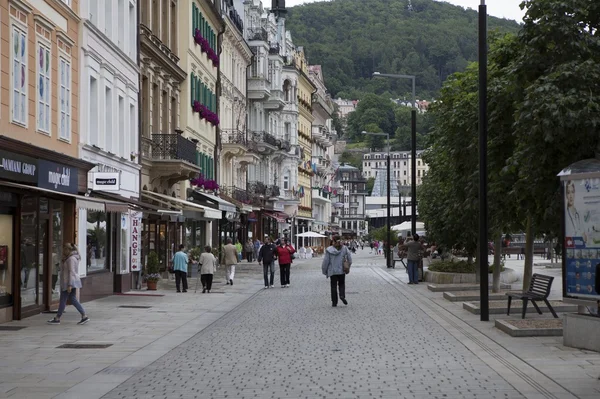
[372,72,417,235]
[362,131,392,268]
[478,0,489,321]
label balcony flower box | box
[192,100,220,126]
[191,175,219,191]
[193,29,219,68]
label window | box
[119,96,126,157]
[12,26,27,125]
[61,0,72,6]
[59,58,72,141]
[87,211,109,272]
[105,86,113,151]
[129,3,136,58]
[283,173,290,190]
[130,104,136,158]
[90,76,99,145]
[37,43,51,134]
[118,0,125,49]
[105,0,112,37]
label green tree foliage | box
[366,177,376,194]
[286,0,520,99]
[338,152,363,171]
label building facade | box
[336,164,367,238]
[362,150,428,190]
[308,65,336,235]
[78,0,140,297]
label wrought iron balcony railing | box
[248,27,267,41]
[221,129,247,145]
[247,181,267,196]
[251,131,278,147]
[277,138,292,152]
[283,189,300,201]
[142,133,198,165]
[266,185,280,198]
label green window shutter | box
[190,72,195,106]
[210,157,214,180]
[197,78,201,104]
[192,4,195,35]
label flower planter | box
[424,267,519,284]
[147,281,158,291]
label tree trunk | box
[493,235,502,293]
[523,216,535,290]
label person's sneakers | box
[408,282,414,285]
[202,289,206,293]
[341,297,348,305]
[182,290,187,293]
[332,303,337,307]
[77,317,90,325]
[270,285,274,288]
[229,279,233,285]
[264,286,269,289]
[47,318,60,325]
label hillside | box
[286,0,520,100]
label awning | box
[191,190,237,213]
[264,211,288,223]
[0,181,129,213]
[142,190,222,220]
[92,191,162,211]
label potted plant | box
[188,247,202,274]
[144,251,161,290]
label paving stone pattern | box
[102,255,524,399]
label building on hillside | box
[308,65,337,236]
[332,98,358,119]
[391,98,431,113]
[0,0,97,321]
[78,0,141,295]
[294,47,317,238]
[335,164,367,238]
[362,151,428,193]
[214,0,255,243]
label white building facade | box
[78,0,140,281]
[362,151,429,188]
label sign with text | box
[564,178,600,299]
[91,172,120,191]
[0,150,38,183]
[38,160,78,194]
[130,211,142,272]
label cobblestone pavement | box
[102,252,530,399]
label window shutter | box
[192,4,196,35]
[190,72,195,106]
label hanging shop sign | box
[0,150,38,183]
[91,172,120,191]
[38,160,78,194]
[130,211,142,272]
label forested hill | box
[286,0,520,100]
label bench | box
[506,273,558,319]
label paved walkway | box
[0,251,598,399]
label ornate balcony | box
[282,189,300,203]
[247,27,267,42]
[264,89,285,110]
[141,133,200,186]
[247,181,267,196]
[221,129,248,158]
[277,138,292,153]
[266,184,280,199]
[248,74,270,100]
[251,131,278,155]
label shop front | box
[0,142,128,321]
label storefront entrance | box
[19,196,64,318]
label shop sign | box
[0,150,38,183]
[91,172,120,191]
[38,160,78,194]
[130,211,142,272]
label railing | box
[247,181,267,196]
[248,27,268,41]
[224,185,253,205]
[338,214,365,219]
[283,189,300,201]
[143,134,198,165]
[277,138,291,152]
[251,131,278,147]
[269,43,280,55]
[266,185,280,198]
[221,129,247,145]
[349,202,360,207]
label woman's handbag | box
[343,251,351,274]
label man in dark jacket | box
[258,237,278,288]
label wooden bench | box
[506,273,558,319]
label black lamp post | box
[478,0,489,321]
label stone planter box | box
[563,313,600,352]
[424,268,519,285]
[427,283,510,292]
[495,319,563,337]
[443,291,507,302]
[463,300,577,315]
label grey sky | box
[285,0,526,22]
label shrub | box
[428,260,504,274]
[144,251,161,283]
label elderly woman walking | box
[322,236,352,307]
[47,243,89,325]
[198,245,217,293]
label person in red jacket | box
[275,238,296,288]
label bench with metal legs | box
[506,273,558,319]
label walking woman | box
[322,236,352,307]
[274,238,295,287]
[198,245,217,293]
[47,243,90,325]
[244,239,254,263]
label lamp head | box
[372,72,381,76]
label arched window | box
[283,79,291,102]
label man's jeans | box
[175,270,188,291]
[407,260,419,283]
[57,289,86,318]
[263,261,275,286]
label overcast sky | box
[285,0,527,22]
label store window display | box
[86,211,108,272]
[0,215,13,307]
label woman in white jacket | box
[47,243,89,325]
[199,245,217,293]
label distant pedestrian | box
[47,243,89,325]
[235,240,243,262]
[369,241,374,254]
[253,239,261,261]
[199,245,217,293]
[322,236,352,307]
[223,238,238,285]
[245,239,254,263]
[258,237,278,288]
[401,234,425,284]
[172,244,189,292]
[275,238,295,288]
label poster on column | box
[130,211,142,273]
[564,178,600,299]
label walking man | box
[258,237,277,288]
[322,236,352,307]
[401,234,425,284]
[223,238,238,285]
[172,244,189,292]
